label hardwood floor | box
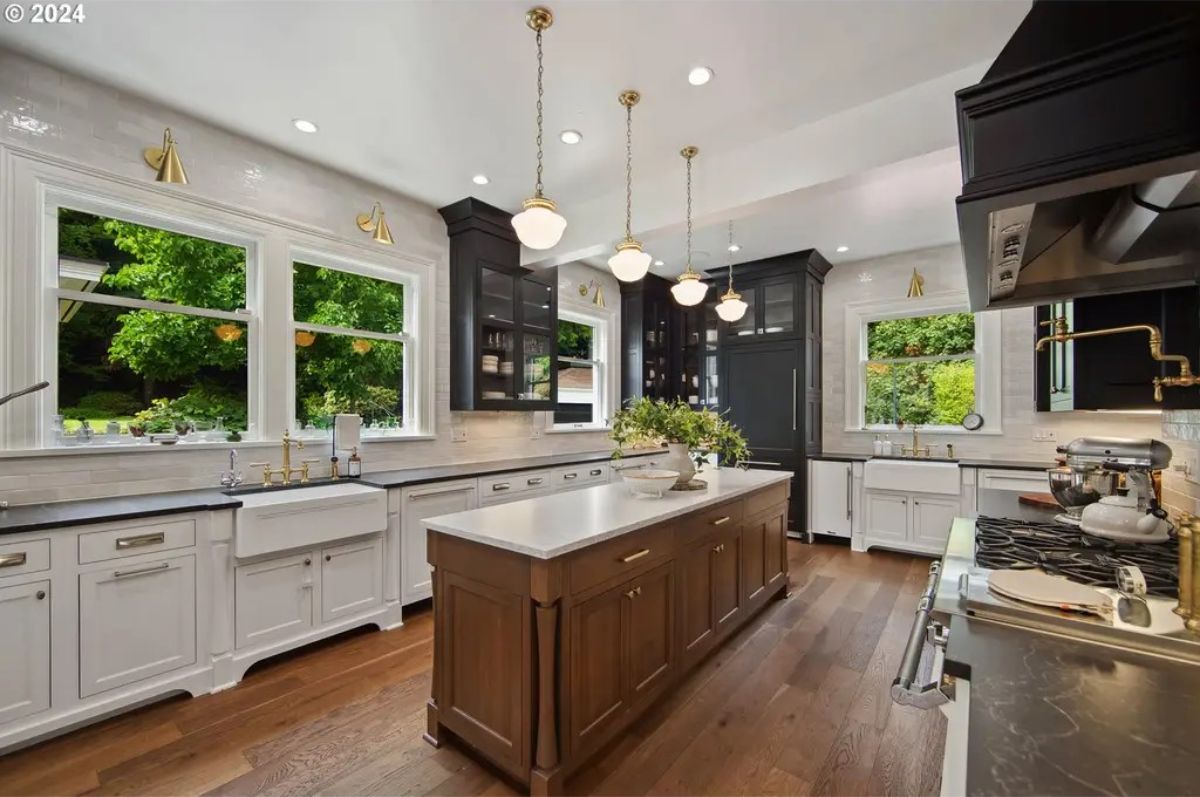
[0,541,946,797]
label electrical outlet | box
[1032,428,1057,442]
[451,426,467,443]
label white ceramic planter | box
[662,442,696,486]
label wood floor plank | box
[0,540,946,797]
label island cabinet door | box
[626,561,675,710]
[742,505,788,604]
[712,525,743,637]
[568,583,628,758]
[678,537,716,666]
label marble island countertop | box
[424,467,793,559]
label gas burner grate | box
[974,516,1179,597]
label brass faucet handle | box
[247,462,274,486]
[300,459,321,484]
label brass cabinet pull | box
[619,548,650,563]
[563,473,578,480]
[711,516,732,526]
[712,543,726,554]
[113,562,170,579]
[115,532,165,550]
[0,552,27,568]
[527,477,545,486]
[590,469,603,476]
[492,482,511,492]
[624,586,643,599]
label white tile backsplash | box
[0,51,618,506]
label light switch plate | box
[451,426,467,443]
[1032,428,1057,442]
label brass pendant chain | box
[685,153,693,274]
[727,221,735,292]
[535,28,545,198]
[624,102,633,241]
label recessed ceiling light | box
[688,66,713,86]
[559,129,582,145]
[653,260,664,267]
[727,243,741,253]
[292,118,318,133]
[836,245,850,253]
[472,174,490,185]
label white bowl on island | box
[621,468,680,498]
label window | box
[554,315,606,428]
[292,260,411,435]
[845,295,1001,434]
[54,208,250,443]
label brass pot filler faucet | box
[1035,316,1198,402]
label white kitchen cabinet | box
[911,496,959,551]
[808,459,852,539]
[234,551,314,650]
[551,462,610,492]
[864,492,910,547]
[864,490,958,555]
[400,479,478,605]
[477,470,552,506]
[0,580,50,725]
[79,554,197,698]
[321,536,383,624]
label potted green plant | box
[610,398,751,487]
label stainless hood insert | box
[956,1,1200,311]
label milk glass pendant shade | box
[512,197,567,250]
[672,146,708,307]
[513,7,566,250]
[671,273,708,306]
[608,90,651,282]
[715,220,748,321]
[609,240,652,282]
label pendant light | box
[608,90,652,282]
[511,7,567,250]
[671,146,709,307]
[715,221,748,322]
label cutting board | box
[988,569,1111,617]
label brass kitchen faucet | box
[248,430,320,486]
[1035,316,1198,402]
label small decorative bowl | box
[622,469,681,498]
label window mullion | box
[54,289,247,322]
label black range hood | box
[956,1,1200,311]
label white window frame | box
[843,292,1002,435]
[288,249,416,438]
[551,308,612,431]
[41,187,264,446]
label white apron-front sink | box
[862,458,960,495]
[233,482,387,558]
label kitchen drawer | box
[552,462,609,490]
[478,469,552,502]
[78,518,196,564]
[745,482,789,518]
[675,499,746,548]
[567,522,675,595]
[0,537,50,579]
[978,468,1049,494]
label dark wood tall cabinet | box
[439,198,558,412]
[619,274,710,408]
[707,251,830,533]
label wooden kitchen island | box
[421,467,793,795]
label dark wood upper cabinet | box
[1035,286,1200,411]
[439,198,557,411]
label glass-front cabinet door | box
[759,277,795,337]
[474,266,557,409]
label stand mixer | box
[1054,437,1174,543]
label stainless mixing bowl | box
[1047,468,1119,518]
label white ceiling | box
[0,0,1030,270]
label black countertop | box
[0,449,658,536]
[810,452,1055,471]
[0,489,243,536]
[944,614,1200,796]
[360,448,656,489]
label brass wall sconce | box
[578,279,605,308]
[906,269,925,298]
[356,202,394,245]
[143,127,188,184]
